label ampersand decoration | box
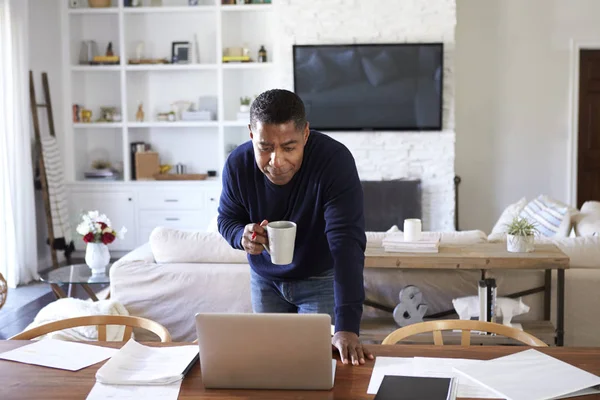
[393,285,428,327]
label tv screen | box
[293,43,443,131]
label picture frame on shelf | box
[172,42,190,64]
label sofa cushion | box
[574,201,600,237]
[149,227,248,264]
[519,195,570,237]
[491,197,527,235]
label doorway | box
[576,50,600,208]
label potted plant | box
[239,96,252,113]
[505,216,537,253]
[76,211,127,276]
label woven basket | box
[88,0,111,7]
[0,273,7,310]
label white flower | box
[87,210,100,220]
[76,222,89,235]
[117,226,127,239]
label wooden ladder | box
[29,71,69,269]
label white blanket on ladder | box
[24,298,130,341]
[40,136,73,246]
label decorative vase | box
[85,243,110,275]
[239,105,250,113]
[507,234,534,253]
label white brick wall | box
[275,0,457,231]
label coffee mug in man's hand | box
[263,221,297,265]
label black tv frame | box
[292,43,444,132]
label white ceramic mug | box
[262,221,297,265]
[403,218,422,242]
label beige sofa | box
[109,220,600,345]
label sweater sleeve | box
[217,160,248,250]
[323,148,366,336]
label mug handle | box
[262,243,270,255]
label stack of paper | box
[453,349,600,400]
[87,339,199,400]
[382,232,441,253]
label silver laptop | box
[194,313,336,390]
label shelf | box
[126,64,218,71]
[220,4,273,12]
[71,65,121,72]
[221,62,274,70]
[222,120,249,127]
[124,6,217,14]
[68,8,119,15]
[128,121,219,128]
[73,123,123,129]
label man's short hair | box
[250,89,307,131]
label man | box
[218,89,373,366]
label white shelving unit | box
[61,0,277,252]
[62,0,276,184]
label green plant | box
[506,216,538,237]
[240,96,252,106]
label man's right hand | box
[241,220,269,255]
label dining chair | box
[381,319,547,347]
[9,315,172,342]
[0,273,6,310]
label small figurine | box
[136,102,144,122]
[81,109,92,123]
[106,42,114,57]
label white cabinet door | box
[69,191,137,251]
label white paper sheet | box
[367,357,415,394]
[412,357,498,399]
[453,349,600,400]
[86,382,182,400]
[95,339,198,385]
[0,339,117,371]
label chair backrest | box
[9,315,171,342]
[381,320,547,347]
[0,273,6,310]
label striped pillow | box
[519,196,569,237]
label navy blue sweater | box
[217,130,366,335]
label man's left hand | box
[332,331,374,366]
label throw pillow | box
[574,201,600,237]
[490,197,528,235]
[519,195,569,237]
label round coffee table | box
[40,264,111,302]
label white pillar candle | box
[404,219,422,242]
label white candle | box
[404,219,422,242]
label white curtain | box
[0,0,39,287]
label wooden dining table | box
[2,341,600,399]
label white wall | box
[29,0,65,269]
[277,0,457,231]
[456,0,600,232]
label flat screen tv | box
[293,43,443,131]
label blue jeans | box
[250,268,335,325]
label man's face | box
[250,121,310,185]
